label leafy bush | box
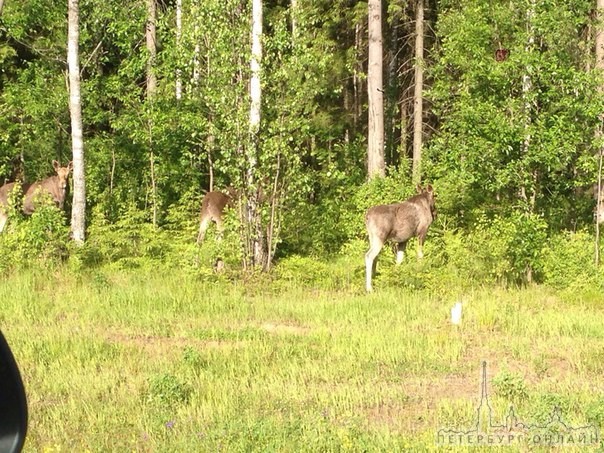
[340,165,415,241]
[492,369,528,404]
[273,254,355,290]
[541,230,603,291]
[146,372,192,407]
[0,200,70,272]
[75,204,243,278]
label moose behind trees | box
[196,190,233,244]
[365,184,436,292]
[0,160,73,233]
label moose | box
[196,189,234,244]
[0,160,73,233]
[365,184,436,292]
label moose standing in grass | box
[365,184,436,292]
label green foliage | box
[492,369,529,404]
[427,0,601,230]
[541,230,603,291]
[0,198,70,272]
[340,165,415,241]
[147,372,192,407]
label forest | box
[0,0,603,291]
[3,1,604,451]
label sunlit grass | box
[1,268,603,451]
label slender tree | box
[412,0,424,185]
[247,0,266,268]
[520,0,536,210]
[367,0,385,179]
[146,0,157,97]
[291,0,297,42]
[175,0,182,100]
[146,0,158,226]
[68,0,85,243]
[595,0,604,264]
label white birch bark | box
[248,0,266,268]
[412,0,424,185]
[175,0,182,100]
[367,0,385,179]
[146,0,157,97]
[595,0,604,264]
[68,0,86,243]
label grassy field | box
[2,267,604,452]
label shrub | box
[541,230,602,291]
[146,372,192,407]
[492,369,528,404]
[0,201,70,272]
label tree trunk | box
[386,8,400,167]
[146,0,158,226]
[146,0,157,97]
[412,0,424,185]
[247,0,267,269]
[367,0,385,179]
[68,0,86,243]
[520,1,535,210]
[291,0,297,43]
[595,0,604,265]
[353,23,363,136]
[521,0,536,282]
[175,0,182,100]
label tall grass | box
[1,268,603,451]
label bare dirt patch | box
[260,322,310,335]
[363,374,476,434]
[101,330,244,360]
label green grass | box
[2,268,604,451]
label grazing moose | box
[365,184,436,293]
[0,160,73,233]
[196,190,234,244]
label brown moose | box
[0,160,73,233]
[196,189,234,244]
[365,184,436,292]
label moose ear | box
[425,184,433,192]
[52,160,60,171]
[416,183,423,193]
[67,161,73,171]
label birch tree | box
[367,0,385,179]
[595,0,604,264]
[146,0,157,97]
[412,0,424,185]
[68,0,85,243]
[247,0,266,268]
[146,0,158,226]
[175,0,182,100]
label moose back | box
[365,184,436,292]
[197,190,233,244]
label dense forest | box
[0,0,603,290]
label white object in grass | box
[451,302,463,325]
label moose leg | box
[365,235,384,293]
[0,212,6,233]
[417,232,426,259]
[197,217,210,244]
[215,217,224,241]
[395,242,407,265]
